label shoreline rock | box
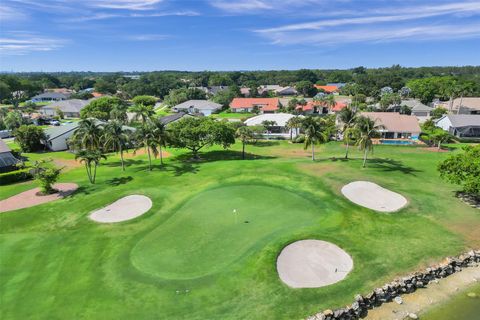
[306,250,480,320]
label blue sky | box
[1,0,480,71]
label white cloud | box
[127,34,170,41]
[209,0,272,12]
[262,23,480,45]
[88,0,165,11]
[0,5,27,21]
[0,34,65,55]
[67,10,199,22]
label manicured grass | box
[211,112,255,119]
[0,141,478,320]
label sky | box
[1,0,480,72]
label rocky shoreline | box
[306,250,480,320]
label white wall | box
[435,116,452,131]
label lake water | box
[421,284,480,320]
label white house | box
[43,123,80,151]
[30,92,70,103]
[362,112,421,139]
[244,113,303,139]
[172,100,222,116]
[258,85,297,96]
[435,114,480,138]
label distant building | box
[230,98,280,114]
[296,100,347,114]
[0,139,20,173]
[450,97,480,115]
[195,86,230,96]
[326,83,346,88]
[258,85,297,96]
[30,92,70,103]
[172,100,222,116]
[40,99,91,118]
[314,85,341,94]
[158,112,193,125]
[435,114,480,138]
[362,112,421,139]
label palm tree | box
[235,126,255,159]
[286,116,302,141]
[129,103,155,124]
[302,116,327,161]
[355,116,383,168]
[70,118,103,151]
[134,123,158,171]
[338,106,358,159]
[75,150,107,184]
[324,94,337,112]
[150,117,169,166]
[102,120,132,171]
[110,103,128,123]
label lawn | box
[0,141,478,320]
[211,111,255,119]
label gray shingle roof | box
[444,114,480,127]
[0,139,19,167]
[173,100,222,111]
[44,122,79,141]
[401,99,432,112]
[0,139,12,153]
[41,99,90,113]
[159,112,188,125]
[31,92,69,100]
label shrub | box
[0,168,33,185]
[293,134,305,143]
[33,159,62,194]
[14,125,46,152]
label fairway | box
[1,142,478,320]
[131,185,321,279]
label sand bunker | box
[277,240,353,288]
[0,183,78,213]
[341,181,408,212]
[89,195,152,223]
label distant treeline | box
[1,65,480,105]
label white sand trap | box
[89,195,152,223]
[277,240,353,288]
[341,181,408,212]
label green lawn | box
[211,112,255,119]
[0,141,478,319]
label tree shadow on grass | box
[251,140,281,147]
[367,158,422,175]
[173,150,276,163]
[106,176,133,186]
[105,159,144,168]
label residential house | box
[230,98,280,114]
[0,139,20,173]
[40,99,90,118]
[240,87,251,97]
[327,83,346,89]
[296,100,347,114]
[435,114,480,138]
[30,92,70,103]
[450,97,480,115]
[172,100,222,116]
[43,121,135,151]
[258,85,297,96]
[362,112,421,139]
[314,85,340,94]
[195,86,229,96]
[244,113,303,139]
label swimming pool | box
[379,139,415,145]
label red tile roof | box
[331,101,347,112]
[314,85,339,93]
[230,98,279,112]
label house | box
[158,112,193,125]
[43,122,80,151]
[43,121,136,151]
[30,92,70,103]
[435,114,480,138]
[46,88,74,95]
[240,87,251,97]
[244,113,303,139]
[399,99,433,117]
[0,139,20,173]
[327,83,346,89]
[450,97,480,115]
[195,86,229,96]
[230,98,280,114]
[362,112,421,139]
[314,85,340,94]
[258,85,297,96]
[296,100,347,114]
[40,99,90,118]
[172,100,222,116]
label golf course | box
[1,141,478,320]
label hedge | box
[0,168,33,185]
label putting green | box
[131,184,322,280]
